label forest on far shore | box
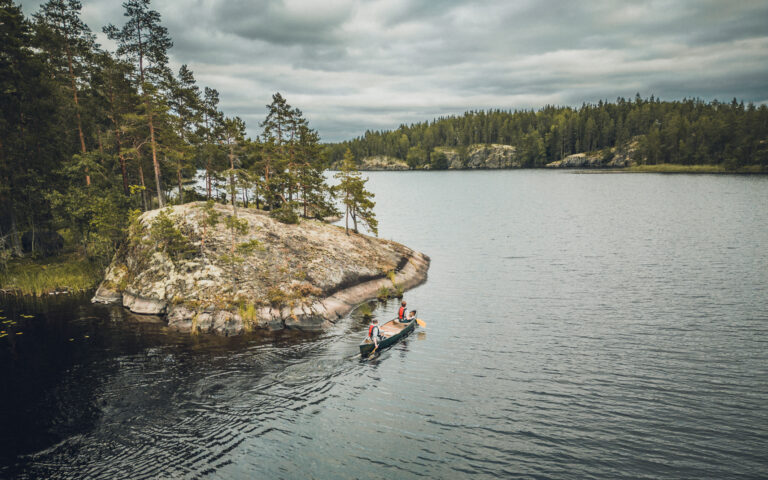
[325,96,768,169]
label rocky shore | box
[92,203,430,335]
[545,141,640,169]
[435,144,520,169]
[333,140,647,171]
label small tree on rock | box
[334,149,377,236]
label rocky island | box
[92,202,429,335]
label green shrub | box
[357,302,373,319]
[224,215,249,235]
[239,302,258,332]
[270,205,300,224]
[236,239,263,255]
[267,287,287,307]
[377,286,390,301]
[150,209,196,262]
[431,151,449,169]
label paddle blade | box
[416,318,426,327]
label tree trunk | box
[177,161,183,205]
[147,110,163,207]
[206,163,211,199]
[228,145,237,215]
[264,157,271,208]
[9,212,21,255]
[136,25,162,207]
[65,43,90,186]
[138,162,148,211]
[344,191,349,235]
[109,87,130,194]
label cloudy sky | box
[21,0,768,141]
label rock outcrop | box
[332,155,409,171]
[437,144,520,169]
[93,203,430,335]
[546,140,640,169]
[331,144,522,171]
[360,155,410,170]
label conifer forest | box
[1,0,336,267]
[326,97,768,169]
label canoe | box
[360,318,417,356]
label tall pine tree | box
[104,0,173,207]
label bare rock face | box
[546,140,640,169]
[438,144,520,169]
[92,203,430,335]
[546,152,603,168]
[358,155,410,170]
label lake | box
[2,170,767,479]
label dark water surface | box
[2,171,767,479]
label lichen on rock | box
[92,202,430,335]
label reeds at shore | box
[0,255,102,296]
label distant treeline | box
[1,0,334,266]
[325,96,768,169]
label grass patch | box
[356,302,373,319]
[377,286,391,301]
[623,164,767,174]
[238,302,259,332]
[0,253,103,296]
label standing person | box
[368,319,382,349]
[398,300,407,322]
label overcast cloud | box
[21,0,768,141]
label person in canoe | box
[406,310,417,322]
[368,319,383,348]
[397,300,408,322]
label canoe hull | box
[359,319,416,356]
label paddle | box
[368,343,378,358]
[416,318,426,327]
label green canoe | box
[360,318,417,356]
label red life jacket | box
[368,324,374,337]
[398,306,406,320]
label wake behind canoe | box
[360,318,417,356]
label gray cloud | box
[217,0,352,45]
[20,0,768,141]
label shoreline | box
[330,165,768,174]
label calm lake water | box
[2,170,768,479]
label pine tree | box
[199,86,223,199]
[295,123,336,219]
[260,92,293,208]
[167,64,202,204]
[334,149,377,236]
[34,0,97,185]
[92,51,139,195]
[104,0,173,207]
[221,116,246,215]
